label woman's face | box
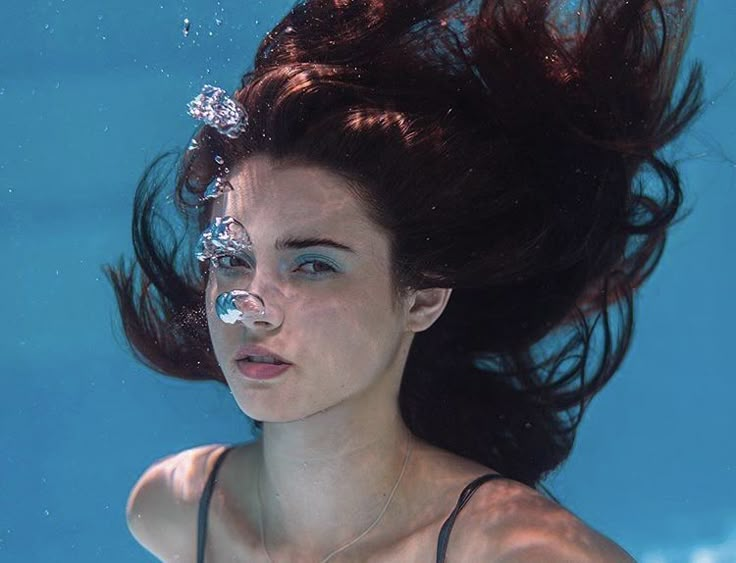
[204,154,417,423]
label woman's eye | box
[211,254,250,270]
[210,255,337,277]
[296,259,338,275]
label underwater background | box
[1,0,734,561]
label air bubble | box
[195,216,252,262]
[216,290,266,324]
[201,177,234,201]
[187,84,247,139]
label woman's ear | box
[405,287,453,333]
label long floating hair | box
[104,0,704,499]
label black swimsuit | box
[196,445,508,562]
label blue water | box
[1,1,734,561]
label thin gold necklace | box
[256,434,414,563]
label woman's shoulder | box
[451,480,635,562]
[125,443,245,560]
[129,443,233,505]
[416,445,633,561]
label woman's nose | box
[215,288,284,329]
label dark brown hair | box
[103,0,704,500]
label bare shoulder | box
[125,443,232,561]
[459,481,635,562]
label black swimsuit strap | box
[436,473,508,563]
[196,448,505,563]
[197,446,236,563]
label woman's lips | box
[234,343,291,364]
[236,359,291,380]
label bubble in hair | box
[187,84,247,139]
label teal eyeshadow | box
[213,252,343,273]
[294,254,341,270]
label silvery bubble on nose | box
[216,290,266,324]
[186,84,247,139]
[194,216,251,262]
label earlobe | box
[406,287,453,333]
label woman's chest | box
[195,444,513,562]
[200,484,504,563]
[203,518,464,563]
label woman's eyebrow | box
[274,235,356,253]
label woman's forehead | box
[212,157,370,231]
[206,156,382,251]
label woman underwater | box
[106,0,704,560]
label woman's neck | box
[255,406,415,558]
